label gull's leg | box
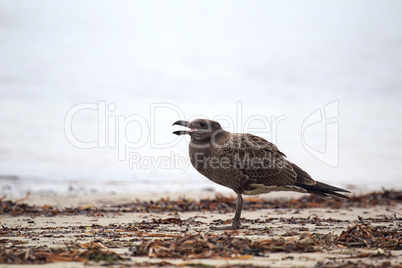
[211,193,243,230]
[232,193,243,229]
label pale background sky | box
[0,1,401,196]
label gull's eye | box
[200,122,207,127]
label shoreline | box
[3,187,380,208]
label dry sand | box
[0,191,401,267]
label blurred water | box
[0,1,401,197]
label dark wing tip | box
[295,181,351,199]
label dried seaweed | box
[337,224,401,250]
[0,245,128,264]
[1,190,401,217]
[131,233,322,259]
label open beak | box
[172,120,191,135]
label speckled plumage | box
[173,119,350,230]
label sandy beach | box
[0,190,401,267]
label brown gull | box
[173,119,350,230]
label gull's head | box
[172,119,223,141]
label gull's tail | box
[295,181,350,199]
